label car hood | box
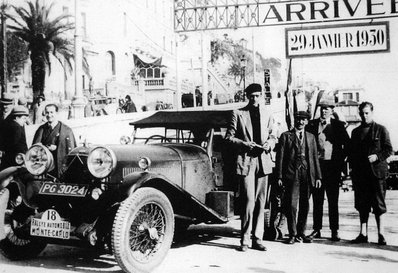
[67,143,210,184]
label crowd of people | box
[226,83,393,252]
[0,87,394,252]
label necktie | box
[321,120,326,126]
[299,131,303,142]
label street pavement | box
[1,189,398,273]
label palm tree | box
[7,0,74,99]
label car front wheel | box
[0,188,47,260]
[112,187,174,273]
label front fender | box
[119,171,181,198]
[119,171,226,224]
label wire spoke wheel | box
[112,188,174,273]
[129,203,166,261]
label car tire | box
[0,188,47,260]
[112,188,174,273]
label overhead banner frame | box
[174,0,398,32]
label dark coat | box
[349,122,392,180]
[306,118,350,170]
[32,121,76,176]
[225,104,276,176]
[0,119,28,169]
[275,130,322,187]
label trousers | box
[283,167,310,236]
[312,160,340,231]
[239,157,268,245]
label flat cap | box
[245,83,262,96]
[11,105,29,117]
[294,111,310,119]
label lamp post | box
[71,0,86,118]
[0,0,8,98]
[240,55,247,94]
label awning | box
[133,53,162,68]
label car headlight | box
[138,157,151,171]
[87,146,117,178]
[25,144,54,176]
[15,153,25,165]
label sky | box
[210,18,398,150]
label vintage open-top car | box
[0,110,240,273]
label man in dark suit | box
[306,101,350,241]
[349,101,392,245]
[276,111,322,244]
[0,106,29,170]
[225,83,276,252]
[33,103,76,177]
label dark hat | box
[245,83,262,96]
[0,93,14,105]
[294,111,310,120]
[11,105,29,117]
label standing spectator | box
[18,97,32,125]
[84,97,95,117]
[32,104,76,177]
[225,83,276,252]
[0,106,29,170]
[276,111,322,244]
[0,93,15,166]
[306,101,350,241]
[123,95,137,113]
[349,102,392,245]
[0,93,15,121]
[32,94,46,124]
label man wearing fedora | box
[306,100,350,241]
[276,111,322,244]
[225,83,276,252]
[0,93,15,121]
[0,105,29,170]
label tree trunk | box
[30,50,46,100]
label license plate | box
[30,209,70,239]
[39,182,88,197]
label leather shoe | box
[331,230,341,242]
[298,235,313,243]
[285,236,295,244]
[309,230,321,239]
[378,234,387,246]
[351,234,368,244]
[239,244,249,252]
[252,241,267,251]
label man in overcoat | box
[276,111,322,244]
[225,83,276,252]
[306,101,349,241]
[349,101,392,245]
[0,106,29,170]
[33,103,76,177]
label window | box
[342,93,353,101]
[154,68,160,78]
[105,51,116,76]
